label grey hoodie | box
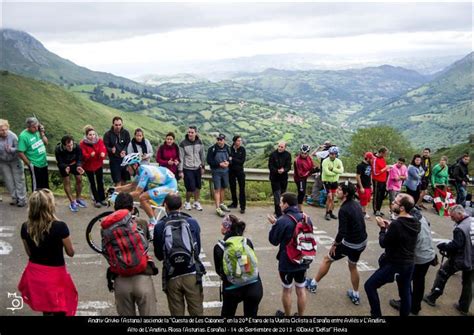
[178,135,205,171]
[0,130,19,162]
[411,208,436,265]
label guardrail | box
[44,156,357,183]
[40,156,356,200]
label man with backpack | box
[305,181,367,305]
[267,192,317,316]
[101,192,158,316]
[153,193,204,316]
[451,154,470,207]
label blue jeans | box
[455,183,467,207]
[364,262,414,316]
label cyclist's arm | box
[130,186,145,199]
[115,182,137,193]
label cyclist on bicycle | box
[115,153,178,231]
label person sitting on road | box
[115,153,178,236]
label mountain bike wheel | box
[85,210,113,253]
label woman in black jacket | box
[213,215,263,317]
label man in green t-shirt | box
[17,117,49,190]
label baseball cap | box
[216,134,226,140]
[364,152,375,160]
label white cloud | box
[3,2,472,75]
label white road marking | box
[357,261,377,272]
[313,230,327,234]
[0,241,13,255]
[77,301,113,310]
[205,270,219,277]
[201,261,212,268]
[0,227,14,237]
[203,301,223,309]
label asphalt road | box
[0,195,467,317]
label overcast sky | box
[3,1,472,77]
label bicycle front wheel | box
[85,211,113,253]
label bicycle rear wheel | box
[85,211,113,253]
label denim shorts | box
[212,169,229,189]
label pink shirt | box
[386,164,408,191]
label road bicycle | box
[85,188,167,253]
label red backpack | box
[286,213,317,265]
[101,210,148,276]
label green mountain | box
[0,72,178,152]
[350,53,474,150]
[155,65,429,125]
[70,82,352,156]
[0,29,144,91]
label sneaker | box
[330,213,338,219]
[423,294,436,307]
[17,199,27,207]
[147,223,155,240]
[305,278,318,294]
[240,209,245,214]
[220,203,231,212]
[216,207,225,217]
[364,213,371,219]
[76,198,87,208]
[453,303,469,316]
[275,310,286,317]
[347,289,360,305]
[69,201,79,212]
[100,200,108,206]
[184,202,192,210]
[228,203,238,209]
[375,211,382,217]
[389,299,401,311]
[193,201,203,211]
[325,213,331,221]
[94,201,102,208]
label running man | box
[116,153,178,234]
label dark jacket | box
[453,160,469,184]
[379,216,421,265]
[213,234,260,290]
[335,199,368,246]
[229,145,246,173]
[153,211,202,279]
[438,216,474,270]
[207,143,230,170]
[103,127,131,159]
[55,143,82,170]
[268,150,292,181]
[269,206,312,272]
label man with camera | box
[17,117,49,190]
[423,205,473,315]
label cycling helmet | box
[121,153,141,166]
[300,144,311,154]
[328,146,339,155]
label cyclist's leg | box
[139,192,155,219]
